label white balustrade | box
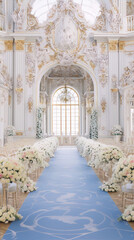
[126,15,134,32]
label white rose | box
[126,215,132,221]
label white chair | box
[121,183,134,209]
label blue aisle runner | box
[2,147,134,240]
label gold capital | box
[15,40,25,50]
[109,40,118,51]
[4,40,13,51]
[119,41,125,51]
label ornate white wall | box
[0,0,134,144]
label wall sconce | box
[111,88,118,93]
[86,107,92,114]
[101,98,106,113]
[86,98,93,114]
[28,97,33,113]
[15,88,23,93]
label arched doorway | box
[38,65,95,144]
[52,86,80,144]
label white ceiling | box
[47,65,85,78]
[31,0,101,25]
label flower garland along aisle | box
[0,157,28,223]
[76,136,124,192]
[17,137,59,193]
[16,146,37,192]
[119,204,134,222]
[99,179,119,192]
[0,137,59,223]
[33,137,59,160]
[17,148,48,174]
[97,146,123,193]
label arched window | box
[52,86,80,136]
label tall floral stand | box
[0,183,22,223]
[7,136,13,143]
[2,183,9,209]
[114,135,121,143]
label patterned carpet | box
[2,147,134,240]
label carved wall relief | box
[120,61,134,87]
[28,97,33,113]
[0,60,12,89]
[25,43,35,87]
[15,74,23,104]
[35,0,97,70]
[111,75,118,104]
[101,98,106,113]
[98,43,108,87]
[107,0,121,33]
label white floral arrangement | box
[17,148,46,174]
[76,137,89,156]
[99,180,119,192]
[17,145,31,153]
[0,206,22,223]
[113,155,134,184]
[0,157,27,184]
[33,137,59,159]
[76,137,124,179]
[5,125,16,136]
[111,125,123,136]
[34,144,53,159]
[119,204,134,222]
[17,137,59,174]
[19,177,37,193]
[89,144,107,168]
[100,147,123,164]
[98,147,124,173]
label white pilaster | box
[0,85,8,146]
[108,39,119,131]
[3,39,13,126]
[81,103,86,135]
[14,39,25,135]
[24,41,36,137]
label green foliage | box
[89,109,98,140]
[36,108,43,138]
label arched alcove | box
[38,64,95,144]
[36,62,98,108]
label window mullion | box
[70,103,71,136]
[60,105,62,136]
[65,104,67,136]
